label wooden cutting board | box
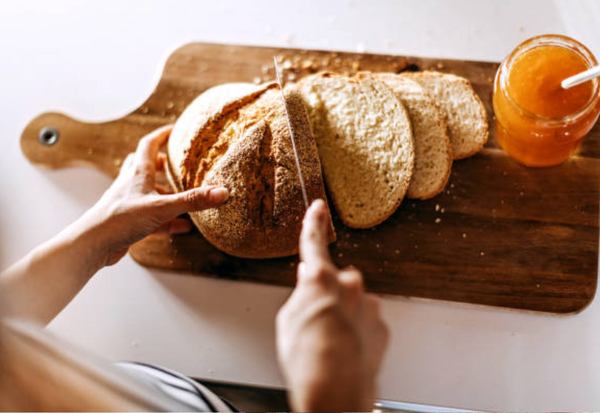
[20,42,600,314]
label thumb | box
[157,186,229,218]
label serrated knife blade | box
[273,56,310,210]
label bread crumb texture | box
[402,71,488,159]
[298,72,414,228]
[376,73,453,199]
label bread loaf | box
[375,73,453,199]
[167,82,335,258]
[298,72,415,228]
[402,71,488,159]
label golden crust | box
[167,84,335,258]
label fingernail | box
[208,187,229,204]
[311,198,325,211]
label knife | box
[273,56,310,210]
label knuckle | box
[276,302,296,331]
[379,319,391,345]
[134,163,148,176]
[120,154,135,172]
[275,307,288,328]
[183,189,208,211]
[311,264,332,282]
[341,269,364,290]
[137,137,152,152]
[382,321,390,341]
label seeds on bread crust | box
[167,83,334,258]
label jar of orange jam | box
[493,34,600,167]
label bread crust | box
[167,83,335,258]
[353,73,415,227]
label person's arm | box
[0,125,228,325]
[276,199,390,412]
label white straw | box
[561,65,600,89]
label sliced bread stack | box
[401,71,489,160]
[297,72,415,228]
[373,73,452,200]
[298,70,488,229]
[167,68,489,258]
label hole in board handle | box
[38,126,59,146]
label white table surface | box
[2,0,600,410]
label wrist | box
[293,380,372,412]
[287,352,374,411]
[57,208,114,276]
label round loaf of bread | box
[167,82,335,258]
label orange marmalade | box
[493,35,600,167]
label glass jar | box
[493,34,600,167]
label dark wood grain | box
[20,43,600,314]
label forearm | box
[0,126,219,326]
[0,212,107,325]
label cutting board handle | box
[21,111,169,178]
[21,112,119,177]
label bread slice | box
[298,72,414,228]
[167,83,335,258]
[401,71,488,159]
[374,73,453,199]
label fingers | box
[155,184,174,195]
[296,262,308,285]
[119,154,135,174]
[337,267,366,314]
[156,152,167,172]
[154,185,229,219]
[338,267,364,297]
[134,124,173,175]
[154,217,194,235]
[299,199,334,282]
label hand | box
[276,199,389,412]
[1,125,229,324]
[79,125,229,267]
